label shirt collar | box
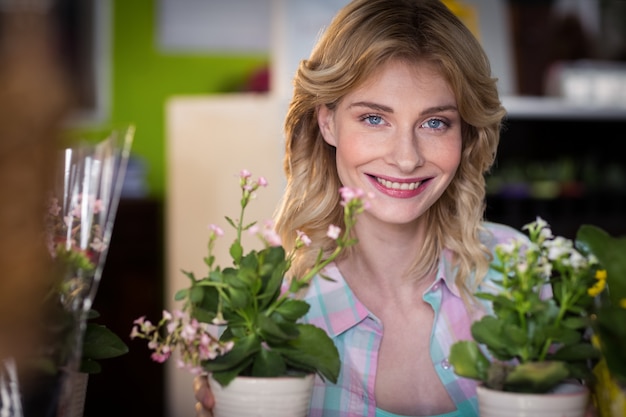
[437,248,463,299]
[302,263,372,338]
[303,255,463,338]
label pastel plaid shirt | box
[301,222,527,417]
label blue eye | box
[424,119,447,129]
[364,115,383,125]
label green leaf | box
[181,270,196,281]
[502,322,528,346]
[548,342,600,362]
[239,251,259,272]
[80,358,102,374]
[251,348,287,377]
[82,323,129,360]
[203,255,215,268]
[86,309,100,320]
[210,358,254,387]
[230,241,243,264]
[227,286,250,310]
[174,288,189,301]
[561,316,589,330]
[263,246,286,267]
[273,299,310,322]
[270,324,340,383]
[189,285,204,303]
[257,265,285,310]
[79,322,128,374]
[545,327,581,346]
[471,316,511,357]
[449,341,490,382]
[256,314,296,344]
[191,305,217,324]
[504,361,569,393]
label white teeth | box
[376,177,421,190]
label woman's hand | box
[194,374,215,417]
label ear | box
[317,104,337,146]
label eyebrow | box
[348,101,458,116]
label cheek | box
[449,144,463,172]
[438,137,463,172]
[334,134,373,169]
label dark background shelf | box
[84,198,165,417]
[485,116,626,239]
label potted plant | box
[576,224,626,417]
[449,217,602,416]
[130,170,367,417]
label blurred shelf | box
[502,96,626,120]
[485,194,626,239]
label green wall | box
[108,0,268,197]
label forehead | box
[344,59,456,106]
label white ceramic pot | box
[208,373,315,417]
[477,383,590,417]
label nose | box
[388,126,424,172]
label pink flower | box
[130,326,141,339]
[339,186,372,208]
[327,225,341,240]
[263,229,282,247]
[209,224,224,237]
[152,351,171,363]
[296,230,312,247]
[339,186,363,203]
[133,316,146,326]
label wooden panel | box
[165,93,286,417]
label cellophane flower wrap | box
[36,126,133,417]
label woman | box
[196,0,523,415]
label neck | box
[337,220,436,303]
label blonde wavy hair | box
[274,0,506,299]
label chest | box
[304,270,482,415]
[375,299,459,415]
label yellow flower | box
[620,298,626,309]
[587,269,607,297]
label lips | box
[375,177,422,190]
[369,174,431,198]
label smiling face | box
[317,59,462,228]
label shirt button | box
[432,284,440,291]
[441,358,451,370]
